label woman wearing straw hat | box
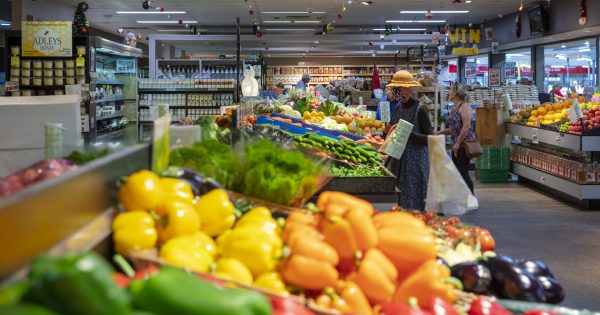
[386,70,433,211]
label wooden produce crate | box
[475,108,506,147]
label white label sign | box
[380,101,391,123]
[531,128,539,144]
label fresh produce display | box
[293,133,382,166]
[333,114,385,134]
[364,133,384,146]
[66,148,110,165]
[0,159,77,198]
[566,106,600,135]
[328,164,387,177]
[170,140,322,206]
[514,102,571,126]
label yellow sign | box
[452,47,479,56]
[21,21,73,57]
[447,28,481,44]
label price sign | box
[465,62,477,79]
[379,101,391,123]
[152,114,171,173]
[531,128,539,144]
[505,62,517,79]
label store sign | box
[451,47,479,56]
[489,68,501,87]
[465,62,477,79]
[21,21,72,57]
[447,28,481,44]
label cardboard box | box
[475,108,506,146]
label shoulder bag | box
[457,102,484,158]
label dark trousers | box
[452,147,474,194]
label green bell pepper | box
[129,266,271,315]
[0,303,60,315]
[24,252,131,315]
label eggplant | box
[481,255,516,285]
[537,276,565,304]
[516,259,554,278]
[500,266,545,302]
[450,262,492,294]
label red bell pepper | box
[380,303,431,315]
[468,298,513,315]
[523,310,560,315]
[426,297,460,315]
[271,296,316,315]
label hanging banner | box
[465,62,477,79]
[452,47,479,56]
[505,62,517,79]
[21,21,73,57]
[446,28,481,44]
[485,28,493,41]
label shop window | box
[465,55,489,87]
[504,49,533,85]
[543,39,597,98]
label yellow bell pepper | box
[195,189,235,237]
[118,170,164,212]
[213,258,254,286]
[159,177,195,203]
[159,236,213,273]
[393,259,456,308]
[156,200,201,242]
[112,211,158,256]
[254,272,288,295]
[217,226,282,253]
[220,236,276,277]
[179,231,217,259]
[235,207,280,233]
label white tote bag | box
[425,135,477,215]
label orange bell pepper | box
[338,281,373,315]
[347,249,396,304]
[287,232,339,266]
[322,215,359,261]
[280,255,339,291]
[376,227,436,282]
[393,260,456,308]
[286,211,317,227]
[315,288,353,313]
[282,221,322,243]
[317,191,374,217]
[372,211,427,231]
[345,208,378,252]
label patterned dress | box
[388,99,429,211]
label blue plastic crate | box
[271,112,363,140]
[255,116,340,140]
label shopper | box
[435,82,475,193]
[376,85,399,121]
[296,74,311,92]
[386,70,432,211]
[275,83,286,99]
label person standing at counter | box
[385,70,433,211]
[295,74,311,93]
[376,84,399,121]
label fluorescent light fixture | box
[0,23,10,26]
[373,28,386,31]
[398,28,426,31]
[262,11,326,14]
[508,53,525,57]
[294,21,321,24]
[465,0,472,3]
[265,28,317,31]
[555,54,567,60]
[264,20,292,23]
[117,11,186,14]
[400,10,469,14]
[157,29,193,32]
[577,57,592,62]
[560,45,566,48]
[584,41,591,46]
[137,20,197,24]
[579,48,591,52]
[386,20,446,23]
[361,1,372,5]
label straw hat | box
[386,70,422,88]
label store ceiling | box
[59,0,540,56]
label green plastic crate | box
[477,146,510,170]
[479,169,509,183]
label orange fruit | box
[545,104,553,112]
[531,110,539,117]
[538,108,547,116]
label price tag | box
[531,128,539,144]
[540,175,545,183]
[380,101,391,123]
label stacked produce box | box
[476,147,510,184]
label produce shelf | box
[512,162,600,200]
[506,122,600,151]
[138,88,235,93]
[321,165,397,194]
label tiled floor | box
[371,181,600,310]
[462,182,600,310]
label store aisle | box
[463,183,600,310]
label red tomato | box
[446,217,461,225]
[413,214,426,222]
[476,228,496,252]
[456,228,472,241]
[424,211,437,222]
[445,225,459,238]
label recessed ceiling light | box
[386,20,446,23]
[262,11,326,14]
[137,20,197,24]
[117,11,186,14]
[400,10,469,14]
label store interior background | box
[3,0,600,310]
